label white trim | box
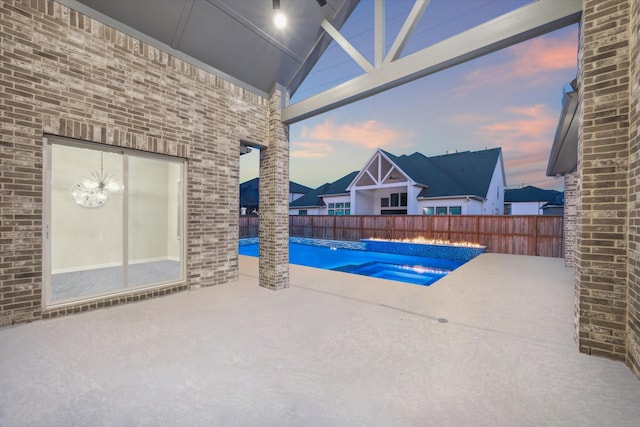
[384,0,431,64]
[44,136,187,307]
[283,0,581,124]
[42,139,53,308]
[51,257,180,275]
[418,195,486,201]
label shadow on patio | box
[1,254,639,426]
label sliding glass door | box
[44,138,185,306]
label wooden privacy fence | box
[239,215,564,258]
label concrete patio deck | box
[1,253,639,426]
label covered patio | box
[2,254,639,426]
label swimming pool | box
[238,240,466,286]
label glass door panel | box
[50,144,124,302]
[127,156,182,287]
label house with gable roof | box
[290,147,505,216]
[504,185,562,215]
[241,178,312,215]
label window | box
[504,203,512,215]
[390,193,399,207]
[381,197,389,207]
[44,139,185,306]
[328,201,350,215]
[298,210,307,216]
[436,207,448,215]
[449,206,462,215]
[400,193,408,206]
[423,207,434,215]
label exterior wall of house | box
[509,201,544,215]
[416,198,471,215]
[482,156,505,215]
[577,0,638,377]
[564,173,578,267]
[289,192,305,203]
[627,0,640,378]
[0,0,269,326]
[465,199,485,215]
[289,207,323,215]
[322,195,350,214]
[353,189,376,215]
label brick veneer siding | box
[0,0,270,326]
[576,0,631,363]
[564,172,578,267]
[627,0,640,377]
[258,87,290,290]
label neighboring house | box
[288,172,359,216]
[541,192,565,215]
[240,178,312,215]
[290,147,505,215]
[504,186,562,215]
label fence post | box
[534,215,538,256]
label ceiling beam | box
[384,0,430,65]
[375,0,385,67]
[283,0,581,124]
[321,19,374,72]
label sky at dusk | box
[240,0,579,191]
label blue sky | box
[240,0,579,191]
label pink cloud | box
[290,141,333,158]
[300,119,410,149]
[457,28,578,92]
[510,35,578,76]
[475,104,557,186]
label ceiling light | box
[274,11,287,28]
[273,0,287,29]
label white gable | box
[348,150,412,190]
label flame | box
[368,237,483,248]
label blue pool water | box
[239,241,466,286]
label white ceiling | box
[62,0,359,95]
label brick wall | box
[627,0,640,378]
[576,0,630,362]
[564,172,578,267]
[0,0,269,326]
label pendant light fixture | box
[70,152,124,208]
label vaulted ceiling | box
[60,0,359,96]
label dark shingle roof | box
[542,192,565,209]
[290,171,358,208]
[240,178,313,207]
[380,148,502,199]
[505,185,561,203]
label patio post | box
[258,84,290,290]
[576,0,639,377]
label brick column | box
[576,0,631,362]
[564,173,578,267]
[627,0,640,377]
[258,85,290,290]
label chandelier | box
[70,152,124,208]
